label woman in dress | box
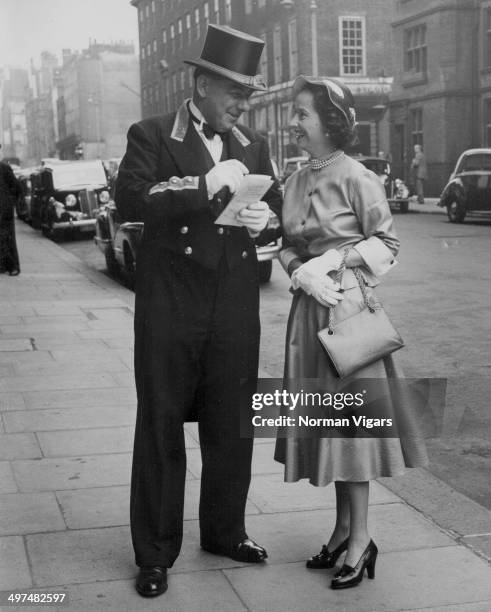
[275,76,428,589]
[0,150,22,276]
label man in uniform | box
[116,25,282,597]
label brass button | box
[184,246,192,255]
[217,197,222,204]
[170,177,178,184]
[180,226,189,234]
[217,227,224,235]
[242,251,248,259]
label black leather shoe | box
[306,538,349,569]
[202,538,268,563]
[331,540,378,590]
[135,566,168,597]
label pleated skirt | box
[274,285,429,485]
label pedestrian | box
[411,143,427,204]
[115,24,282,598]
[275,76,428,590]
[0,145,22,276]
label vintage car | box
[29,160,111,239]
[95,195,281,288]
[354,156,410,213]
[438,148,491,222]
[281,156,310,182]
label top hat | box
[292,75,356,126]
[184,24,267,91]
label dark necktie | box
[188,106,226,141]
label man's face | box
[198,75,253,133]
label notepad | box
[214,174,273,227]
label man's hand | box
[236,201,270,234]
[206,160,249,197]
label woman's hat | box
[292,75,356,126]
[184,24,267,91]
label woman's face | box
[290,90,332,155]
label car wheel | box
[104,246,120,276]
[399,201,409,214]
[258,260,273,283]
[122,242,136,290]
[446,200,466,223]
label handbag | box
[317,249,404,378]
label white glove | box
[291,268,344,307]
[205,160,249,197]
[297,249,342,277]
[236,201,270,233]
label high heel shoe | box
[330,540,378,589]
[306,538,349,569]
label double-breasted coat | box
[115,100,282,568]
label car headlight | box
[65,194,77,208]
[98,190,110,204]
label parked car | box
[354,156,410,213]
[438,148,491,222]
[29,160,111,239]
[281,156,310,183]
[12,166,37,221]
[95,195,281,288]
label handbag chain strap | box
[327,247,375,335]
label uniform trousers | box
[130,248,260,567]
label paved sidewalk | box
[0,221,490,612]
[408,197,444,215]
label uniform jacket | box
[278,154,400,289]
[115,100,282,270]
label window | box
[195,7,200,39]
[188,66,194,88]
[404,24,427,74]
[141,46,146,59]
[172,72,177,107]
[145,4,149,18]
[213,0,219,24]
[204,2,209,27]
[178,19,183,48]
[147,43,151,57]
[273,25,282,84]
[180,68,185,94]
[186,13,191,45]
[139,8,143,22]
[162,29,167,45]
[225,0,232,23]
[339,16,366,75]
[288,18,298,79]
[170,23,175,53]
[163,76,169,113]
[260,32,268,84]
[410,108,423,146]
[245,0,252,14]
[151,0,155,12]
[153,39,157,53]
[484,9,491,67]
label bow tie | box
[188,107,226,141]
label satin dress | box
[274,154,428,485]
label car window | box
[481,154,491,170]
[462,155,482,171]
[51,162,108,190]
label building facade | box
[388,0,485,195]
[0,67,29,164]
[57,42,141,160]
[132,0,397,166]
[25,52,62,165]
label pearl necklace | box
[310,150,344,171]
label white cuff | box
[278,247,301,274]
[353,236,398,276]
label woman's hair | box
[303,84,357,150]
